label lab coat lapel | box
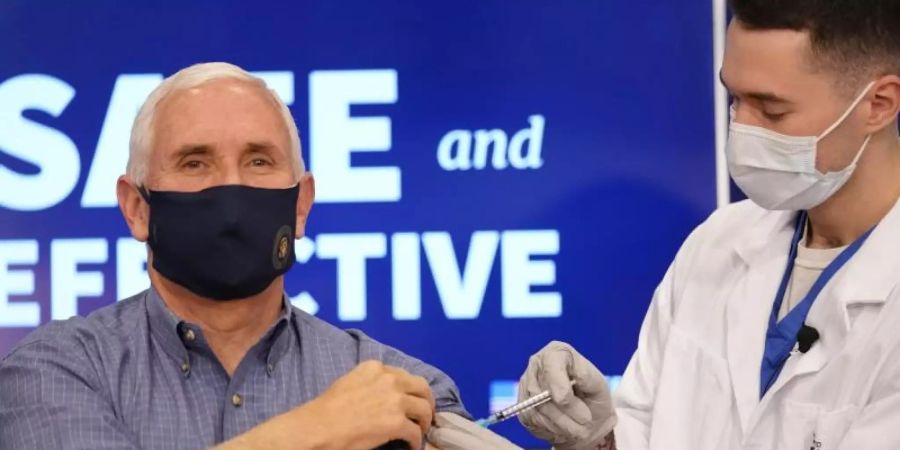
[726,210,797,435]
[762,200,900,397]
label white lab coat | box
[614,199,900,450]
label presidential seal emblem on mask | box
[272,225,293,270]
[278,237,289,260]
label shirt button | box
[183,329,196,343]
[231,393,243,407]
[180,361,190,375]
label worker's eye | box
[250,158,271,167]
[762,111,787,122]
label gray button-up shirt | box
[0,288,468,449]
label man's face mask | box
[140,184,299,301]
[726,81,876,211]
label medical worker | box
[517,0,900,448]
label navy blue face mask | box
[139,184,299,301]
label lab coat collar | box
[727,199,900,436]
[732,200,900,306]
[726,208,795,435]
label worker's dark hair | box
[730,0,900,88]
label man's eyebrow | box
[718,70,793,104]
[245,141,277,152]
[172,144,213,160]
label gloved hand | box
[517,341,616,450]
[426,412,523,450]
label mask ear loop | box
[814,81,877,176]
[136,186,155,244]
[848,135,873,166]
[137,186,152,204]
[816,81,877,142]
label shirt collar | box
[261,296,294,370]
[145,286,295,370]
[146,286,190,365]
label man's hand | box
[218,360,435,450]
[308,360,435,449]
[517,341,616,450]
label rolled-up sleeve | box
[351,330,471,420]
[0,338,139,450]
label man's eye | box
[251,158,270,167]
[183,160,205,169]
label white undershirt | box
[779,231,848,320]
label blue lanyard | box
[759,211,874,398]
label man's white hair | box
[127,62,304,186]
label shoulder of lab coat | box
[611,199,774,447]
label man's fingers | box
[384,366,436,409]
[387,367,436,414]
[403,395,434,436]
[396,419,424,450]
[356,359,385,376]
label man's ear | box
[117,175,150,242]
[295,173,315,239]
[866,74,900,133]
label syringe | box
[475,380,575,428]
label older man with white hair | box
[0,62,518,450]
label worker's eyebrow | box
[719,70,793,105]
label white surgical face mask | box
[726,81,875,211]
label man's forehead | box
[159,77,271,109]
[153,77,284,134]
[149,77,290,159]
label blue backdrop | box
[0,1,718,446]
